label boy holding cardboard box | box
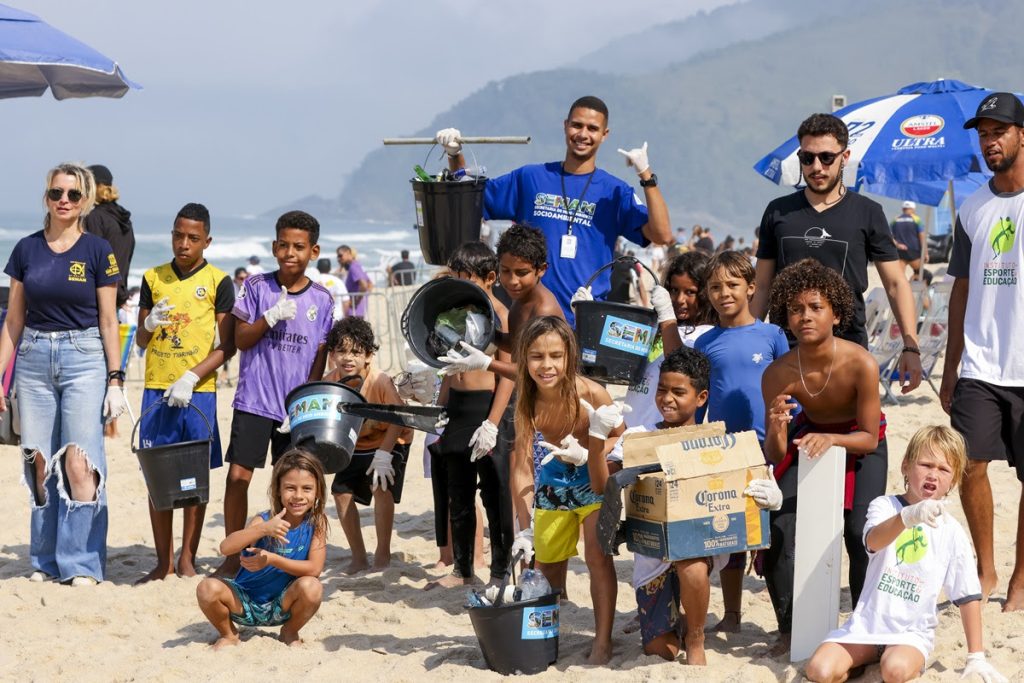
[607,347,782,665]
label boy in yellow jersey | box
[136,203,236,583]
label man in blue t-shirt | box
[436,95,672,324]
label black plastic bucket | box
[401,277,497,369]
[411,177,487,265]
[574,257,661,386]
[285,379,366,474]
[131,399,213,512]
[467,553,559,675]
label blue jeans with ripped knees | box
[16,327,108,582]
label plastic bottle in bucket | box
[285,380,366,474]
[574,257,661,385]
[467,551,559,675]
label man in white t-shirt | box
[941,91,1024,611]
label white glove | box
[437,341,492,376]
[435,127,462,157]
[510,526,535,564]
[651,285,675,325]
[263,289,296,328]
[570,286,594,308]
[435,413,449,430]
[617,142,650,175]
[366,449,396,492]
[581,398,630,441]
[144,297,175,332]
[962,652,1007,683]
[900,499,945,528]
[469,420,499,462]
[163,370,199,408]
[396,368,438,405]
[103,385,128,423]
[539,434,588,467]
[276,415,291,434]
[744,470,783,511]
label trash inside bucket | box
[468,592,560,675]
[132,400,213,512]
[574,257,661,385]
[285,380,366,474]
[411,178,487,265]
[401,277,497,369]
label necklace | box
[798,337,836,398]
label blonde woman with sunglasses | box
[0,162,127,586]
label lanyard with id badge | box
[559,166,595,260]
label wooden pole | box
[790,445,846,662]
[383,136,531,145]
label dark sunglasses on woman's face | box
[797,149,845,167]
[47,188,83,203]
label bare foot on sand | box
[586,640,613,666]
[767,634,791,658]
[684,632,707,666]
[711,611,741,633]
[212,635,240,650]
[280,628,303,647]
[371,553,391,571]
[432,559,452,571]
[424,572,475,590]
[1004,577,1024,612]
[176,556,199,578]
[134,566,175,585]
[343,558,370,575]
[212,558,239,579]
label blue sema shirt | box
[484,162,649,324]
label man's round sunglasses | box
[797,149,845,167]
[47,188,83,202]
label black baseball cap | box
[88,164,113,185]
[964,92,1024,129]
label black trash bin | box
[411,177,487,265]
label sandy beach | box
[2,289,1023,683]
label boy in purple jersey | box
[213,211,334,578]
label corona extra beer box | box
[622,422,770,562]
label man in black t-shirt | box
[751,113,923,390]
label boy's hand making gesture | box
[262,508,291,544]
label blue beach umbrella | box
[858,170,990,209]
[753,79,1002,193]
[0,3,139,100]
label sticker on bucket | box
[349,427,358,444]
[415,200,424,228]
[582,348,598,364]
[599,315,653,357]
[180,477,197,492]
[289,393,346,427]
[521,605,559,640]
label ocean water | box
[0,210,424,287]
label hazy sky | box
[0,0,736,219]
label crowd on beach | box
[1,91,1023,681]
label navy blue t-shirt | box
[4,230,120,331]
[484,162,649,324]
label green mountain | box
[331,0,1019,236]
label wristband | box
[107,370,126,382]
[901,346,920,355]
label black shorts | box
[897,248,922,263]
[224,409,293,470]
[951,378,1024,481]
[331,443,411,505]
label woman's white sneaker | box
[70,576,98,587]
[29,570,54,582]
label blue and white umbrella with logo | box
[0,3,139,100]
[753,79,1000,203]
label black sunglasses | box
[47,188,83,202]
[797,149,845,167]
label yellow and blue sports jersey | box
[140,260,234,392]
